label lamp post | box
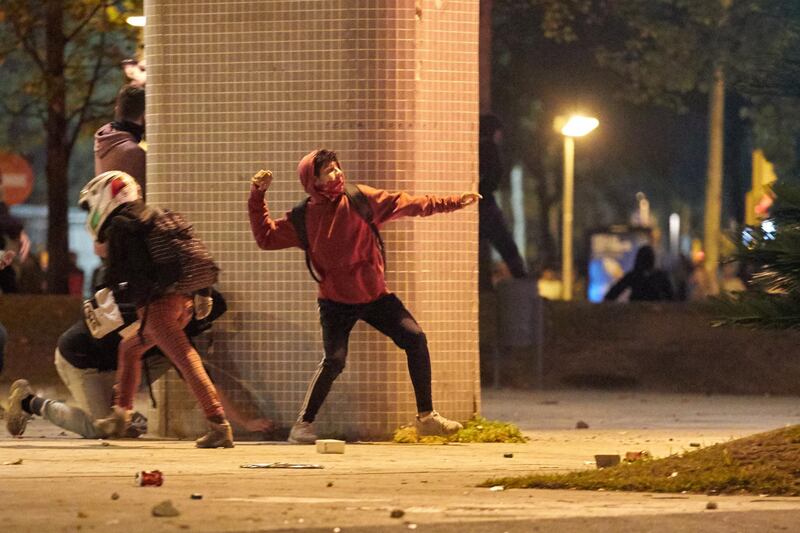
[126,16,146,27]
[556,115,599,301]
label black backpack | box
[289,183,385,282]
[145,208,220,295]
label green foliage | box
[518,0,799,109]
[482,425,800,495]
[393,417,528,444]
[716,181,800,329]
[507,0,800,178]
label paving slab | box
[1,388,798,532]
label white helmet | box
[79,171,142,241]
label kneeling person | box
[79,171,233,448]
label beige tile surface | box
[144,0,479,439]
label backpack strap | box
[289,198,323,283]
[345,183,387,267]
[288,185,387,283]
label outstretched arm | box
[247,169,301,250]
[359,184,481,224]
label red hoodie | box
[248,151,464,304]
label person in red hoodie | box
[248,149,481,443]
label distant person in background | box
[670,253,694,301]
[0,188,30,293]
[17,249,46,294]
[720,261,746,293]
[688,251,715,301]
[537,267,563,300]
[479,114,527,290]
[604,245,674,302]
[94,84,146,193]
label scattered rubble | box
[594,455,620,468]
[316,439,345,454]
[625,451,651,462]
[240,463,323,469]
[151,500,180,517]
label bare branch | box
[64,1,107,43]
[67,30,109,151]
[7,9,46,73]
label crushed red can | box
[135,470,164,487]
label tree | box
[0,0,140,293]
[716,182,800,329]
[502,0,800,292]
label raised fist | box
[251,169,273,191]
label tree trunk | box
[44,0,69,294]
[702,65,725,296]
[527,148,557,269]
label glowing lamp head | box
[560,115,599,137]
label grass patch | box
[482,425,800,495]
[393,416,527,444]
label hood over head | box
[94,123,139,159]
[298,149,346,202]
[297,150,340,202]
[298,150,325,201]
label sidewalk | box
[2,388,799,532]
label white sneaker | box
[288,420,318,444]
[415,411,463,437]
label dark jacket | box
[104,201,158,307]
[604,246,674,302]
[94,122,146,191]
[479,137,503,197]
[0,202,23,250]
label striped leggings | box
[115,293,225,421]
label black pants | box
[479,196,527,289]
[298,293,433,422]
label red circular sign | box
[0,152,34,205]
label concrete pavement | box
[1,388,799,532]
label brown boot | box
[93,406,132,438]
[196,420,234,448]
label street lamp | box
[126,16,146,27]
[555,114,599,301]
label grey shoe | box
[288,420,318,444]
[415,411,463,437]
[196,421,234,448]
[6,379,33,437]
